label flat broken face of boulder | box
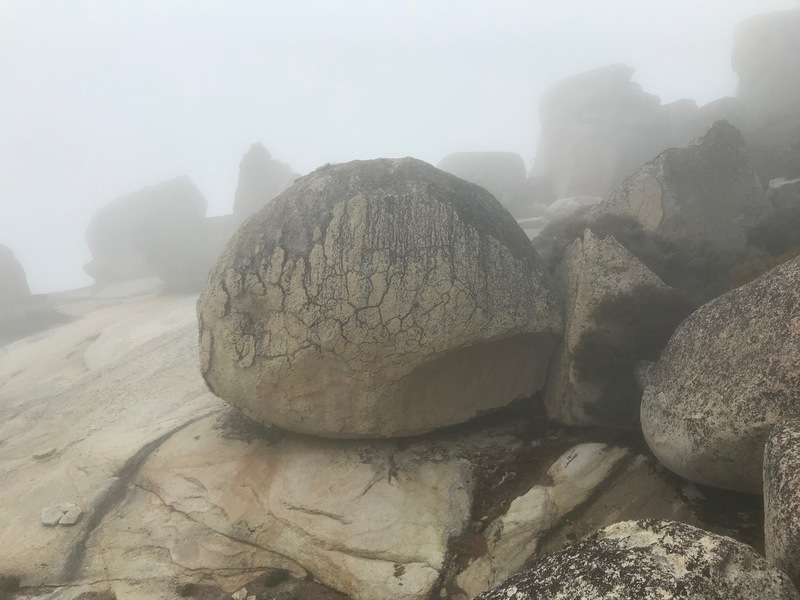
[232,142,297,223]
[474,519,800,600]
[641,255,800,493]
[437,152,532,218]
[542,230,671,429]
[597,120,771,253]
[198,157,562,438]
[764,418,800,589]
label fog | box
[1,0,796,294]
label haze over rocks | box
[3,6,800,600]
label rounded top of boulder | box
[198,157,562,438]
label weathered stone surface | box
[437,152,531,217]
[453,445,699,599]
[0,243,31,307]
[474,519,800,600]
[84,176,207,284]
[198,157,562,438]
[41,506,66,527]
[532,64,672,199]
[597,120,771,252]
[765,418,800,588]
[232,143,297,222]
[543,230,667,428]
[733,9,800,182]
[641,255,800,493]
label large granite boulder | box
[543,230,687,429]
[84,176,207,284]
[474,520,800,600]
[532,64,672,199]
[232,142,297,222]
[765,419,800,589]
[733,10,800,183]
[641,255,800,493]
[0,244,31,306]
[597,121,771,253]
[437,152,531,217]
[198,157,562,438]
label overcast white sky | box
[1,0,797,293]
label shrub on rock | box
[198,157,562,438]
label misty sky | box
[1,0,797,293]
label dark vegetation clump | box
[536,213,742,305]
[571,285,696,428]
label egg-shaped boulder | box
[198,158,562,438]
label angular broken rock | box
[474,520,800,600]
[543,230,667,428]
[198,157,562,437]
[597,120,771,253]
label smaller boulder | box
[641,255,800,493]
[765,418,800,588]
[474,519,800,600]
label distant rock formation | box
[140,214,238,292]
[597,121,770,253]
[232,143,297,222]
[437,152,532,217]
[733,9,800,182]
[84,176,207,284]
[0,244,31,307]
[532,64,696,199]
[0,244,68,343]
[198,157,562,438]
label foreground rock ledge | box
[474,519,800,600]
[198,157,562,438]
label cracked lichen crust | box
[475,519,800,600]
[198,157,562,438]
